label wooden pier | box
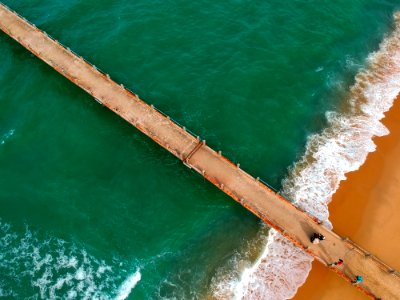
[1,4,399,299]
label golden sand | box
[294,95,400,299]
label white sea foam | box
[115,270,142,300]
[212,12,400,300]
[0,220,139,299]
[0,129,15,145]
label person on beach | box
[328,259,343,267]
[352,275,363,285]
[310,233,325,244]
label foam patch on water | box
[115,270,142,300]
[212,12,400,299]
[0,129,15,145]
[0,220,140,299]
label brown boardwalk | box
[1,4,399,299]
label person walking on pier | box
[352,275,363,285]
[310,232,325,244]
[328,259,343,267]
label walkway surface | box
[1,4,399,299]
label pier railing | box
[342,237,400,278]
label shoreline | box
[294,94,400,299]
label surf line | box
[0,4,399,299]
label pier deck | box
[1,4,399,299]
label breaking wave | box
[211,12,400,300]
[0,220,140,299]
[115,270,142,300]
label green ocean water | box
[0,1,399,299]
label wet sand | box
[294,95,400,299]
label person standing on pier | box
[328,259,344,267]
[310,232,325,244]
[352,275,363,285]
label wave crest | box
[115,270,142,300]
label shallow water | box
[1,1,399,299]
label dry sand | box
[294,95,400,299]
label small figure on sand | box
[328,259,344,267]
[310,233,325,244]
[352,275,363,285]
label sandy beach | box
[294,94,400,299]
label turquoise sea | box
[1,1,399,299]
